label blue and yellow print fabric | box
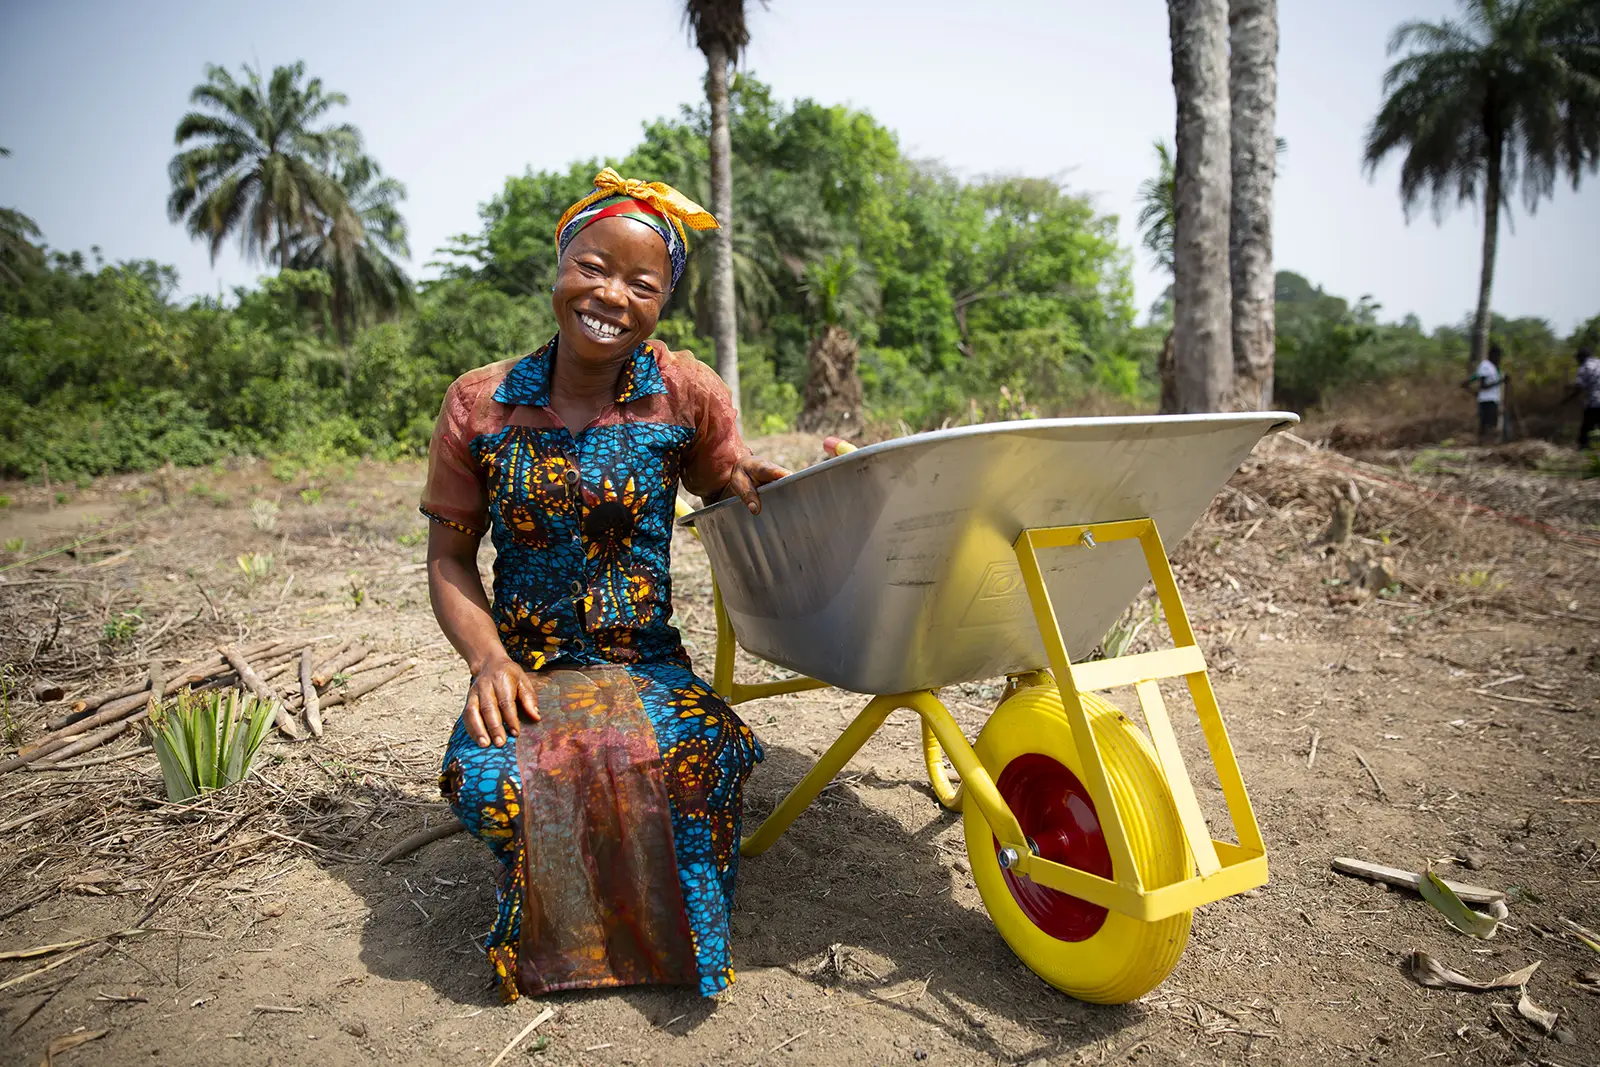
[434,343,763,999]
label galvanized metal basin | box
[681,413,1298,694]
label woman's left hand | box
[725,454,791,515]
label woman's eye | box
[577,261,604,276]
[631,282,661,298]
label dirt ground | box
[1,431,1598,1067]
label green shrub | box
[147,689,274,801]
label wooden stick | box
[220,645,301,741]
[378,817,466,864]
[342,651,408,678]
[300,648,322,738]
[30,680,65,703]
[313,644,368,687]
[47,677,148,730]
[30,746,152,772]
[146,658,165,710]
[21,688,150,762]
[30,710,150,767]
[487,1007,555,1067]
[307,637,352,680]
[179,640,295,686]
[1306,729,1320,769]
[1350,746,1388,800]
[50,638,280,728]
[1330,857,1504,904]
[319,660,416,711]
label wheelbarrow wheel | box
[963,685,1192,1003]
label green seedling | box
[147,689,273,801]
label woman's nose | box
[596,274,629,307]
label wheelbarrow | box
[676,412,1298,1003]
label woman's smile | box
[577,311,626,342]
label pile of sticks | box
[0,638,417,776]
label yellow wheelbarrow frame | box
[677,499,1267,925]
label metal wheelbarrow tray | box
[679,412,1297,1005]
[684,413,1297,694]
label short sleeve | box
[678,358,751,502]
[420,380,490,536]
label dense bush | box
[2,76,1594,480]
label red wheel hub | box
[993,753,1112,941]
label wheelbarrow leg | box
[740,695,898,856]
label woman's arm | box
[427,523,539,748]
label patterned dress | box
[421,337,763,999]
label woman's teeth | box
[581,314,622,339]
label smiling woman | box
[419,169,791,1001]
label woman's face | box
[552,217,671,366]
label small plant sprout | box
[1098,602,1153,660]
[249,498,280,532]
[146,689,274,801]
[347,573,366,608]
[102,610,143,644]
[3,538,23,553]
[397,529,425,547]
[299,487,323,505]
[0,666,21,748]
[237,552,274,582]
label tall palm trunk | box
[1472,109,1502,367]
[703,40,741,423]
[1227,0,1277,411]
[1168,0,1234,413]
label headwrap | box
[555,168,718,289]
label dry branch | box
[47,678,147,731]
[313,644,368,686]
[307,637,352,679]
[1330,857,1504,904]
[378,817,467,864]
[146,658,165,709]
[319,660,416,711]
[32,710,150,767]
[300,648,322,738]
[343,651,408,678]
[221,644,302,740]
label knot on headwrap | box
[555,168,719,289]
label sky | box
[1,0,1596,334]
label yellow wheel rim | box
[963,685,1192,1003]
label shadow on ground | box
[299,743,1146,1062]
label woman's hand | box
[464,654,541,748]
[725,453,791,515]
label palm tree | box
[167,61,359,269]
[286,154,412,342]
[796,247,879,436]
[683,0,764,420]
[0,147,44,287]
[1167,0,1235,412]
[1364,0,1600,367]
[1229,0,1278,411]
[1137,141,1177,276]
[1137,141,1180,412]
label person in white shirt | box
[1564,345,1600,450]
[1461,343,1506,444]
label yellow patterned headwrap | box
[555,168,718,287]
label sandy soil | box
[1,434,1598,1067]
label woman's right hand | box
[465,654,541,748]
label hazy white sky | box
[1,1,1595,332]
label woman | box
[420,169,788,1001]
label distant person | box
[1462,343,1506,444]
[1566,344,1600,450]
